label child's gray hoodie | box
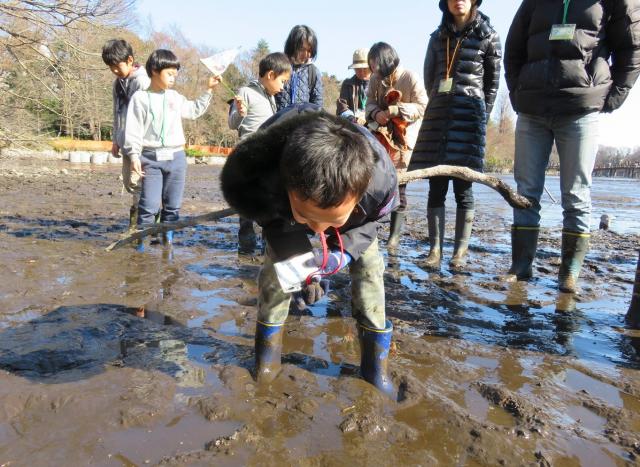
[111,66,150,151]
[228,80,277,139]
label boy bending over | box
[221,105,398,396]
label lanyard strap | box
[357,85,367,110]
[147,91,167,147]
[446,36,463,80]
[305,228,345,285]
[563,0,571,24]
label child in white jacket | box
[124,49,219,249]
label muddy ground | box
[0,157,639,466]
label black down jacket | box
[220,104,398,262]
[410,12,501,171]
[505,0,640,116]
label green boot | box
[558,230,590,293]
[128,204,138,232]
[254,321,284,384]
[507,226,540,280]
[387,211,405,249]
[423,207,445,271]
[449,209,474,271]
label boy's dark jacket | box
[221,104,399,262]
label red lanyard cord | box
[305,227,345,285]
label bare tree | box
[0,0,135,147]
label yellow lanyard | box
[446,36,463,80]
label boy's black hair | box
[284,25,318,61]
[280,115,374,208]
[145,49,181,77]
[102,39,134,66]
[259,52,291,78]
[367,42,400,79]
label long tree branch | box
[106,167,529,251]
[397,166,530,209]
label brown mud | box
[0,157,639,466]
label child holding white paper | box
[124,49,219,249]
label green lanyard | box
[147,91,167,147]
[562,0,571,24]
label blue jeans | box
[513,112,599,233]
[137,149,187,225]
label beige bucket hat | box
[348,48,370,69]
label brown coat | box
[366,66,428,169]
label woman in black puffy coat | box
[410,0,501,271]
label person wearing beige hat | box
[336,48,371,125]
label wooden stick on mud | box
[398,166,531,210]
[106,166,530,251]
[105,207,236,251]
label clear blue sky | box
[136,0,639,147]
[135,0,518,80]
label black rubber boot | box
[558,230,590,293]
[423,207,445,271]
[449,209,474,271]
[238,217,258,255]
[626,252,640,329]
[507,226,539,280]
[254,321,284,384]
[358,319,395,398]
[387,211,405,249]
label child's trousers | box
[137,149,186,225]
[257,237,387,330]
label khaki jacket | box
[366,66,428,168]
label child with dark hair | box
[102,39,150,230]
[275,25,323,110]
[221,105,399,397]
[228,52,291,254]
[124,49,220,250]
[366,42,428,249]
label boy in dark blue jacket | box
[221,105,398,396]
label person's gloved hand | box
[292,250,351,310]
[293,277,330,310]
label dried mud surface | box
[0,157,639,466]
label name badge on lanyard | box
[438,78,454,93]
[155,148,175,161]
[550,0,576,41]
[549,24,576,41]
[440,36,461,94]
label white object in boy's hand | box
[273,251,318,293]
[200,48,241,76]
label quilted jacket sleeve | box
[603,0,640,112]
[483,31,502,116]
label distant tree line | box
[0,1,342,150]
[5,1,631,169]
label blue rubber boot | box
[135,238,145,252]
[358,319,395,398]
[254,321,284,384]
[163,230,174,245]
